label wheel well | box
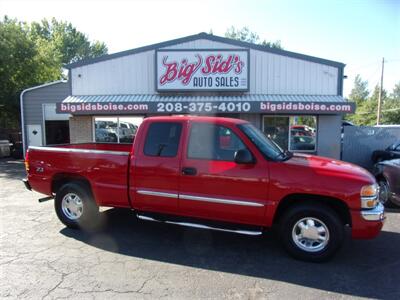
[52,173,93,197]
[273,194,352,226]
[375,174,386,183]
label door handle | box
[182,167,197,176]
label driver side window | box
[187,123,246,161]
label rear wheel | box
[55,182,99,229]
[279,204,344,262]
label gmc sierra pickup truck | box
[23,116,385,262]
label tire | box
[378,178,396,208]
[55,182,99,229]
[279,204,344,262]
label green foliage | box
[346,76,400,126]
[383,98,400,124]
[391,82,400,100]
[224,26,283,49]
[348,74,369,104]
[29,18,107,64]
[0,16,108,128]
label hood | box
[284,153,375,184]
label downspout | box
[20,89,27,158]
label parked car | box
[290,125,315,137]
[23,116,385,262]
[372,142,400,163]
[95,129,117,143]
[290,135,315,151]
[373,159,400,207]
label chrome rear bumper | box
[22,178,31,191]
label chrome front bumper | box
[361,203,385,221]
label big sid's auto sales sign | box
[156,49,249,91]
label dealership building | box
[21,32,354,158]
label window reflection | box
[263,116,317,152]
[94,116,143,143]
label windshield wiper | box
[274,150,293,161]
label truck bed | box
[27,143,132,208]
[51,142,132,153]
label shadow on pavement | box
[0,158,25,180]
[61,208,400,299]
[385,207,400,213]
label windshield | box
[238,123,288,161]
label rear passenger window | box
[144,122,182,157]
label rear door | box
[130,120,184,214]
[178,121,268,225]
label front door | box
[179,121,268,225]
[130,120,184,214]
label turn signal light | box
[361,184,377,198]
[361,184,378,209]
[24,150,29,172]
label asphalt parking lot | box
[1,158,400,299]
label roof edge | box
[65,32,345,69]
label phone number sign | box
[156,49,249,92]
[57,101,355,115]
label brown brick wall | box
[69,116,93,143]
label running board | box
[136,214,263,236]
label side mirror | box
[234,149,255,164]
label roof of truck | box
[145,115,249,124]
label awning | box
[57,94,355,115]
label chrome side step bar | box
[137,214,263,236]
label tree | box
[29,18,107,64]
[0,16,108,129]
[348,74,369,104]
[347,81,400,126]
[381,83,400,124]
[382,98,400,124]
[391,81,400,101]
[0,17,60,128]
[224,26,283,49]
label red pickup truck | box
[23,116,385,262]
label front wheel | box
[378,179,396,207]
[279,204,344,262]
[55,182,99,229]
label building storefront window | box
[262,115,317,152]
[94,116,144,143]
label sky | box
[1,0,399,97]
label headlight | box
[360,184,378,209]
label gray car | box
[373,159,400,207]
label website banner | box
[57,101,355,115]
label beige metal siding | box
[72,50,155,95]
[71,39,339,96]
[161,39,243,49]
[239,114,260,128]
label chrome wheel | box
[378,180,389,204]
[292,217,330,253]
[61,193,83,220]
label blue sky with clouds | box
[2,0,399,96]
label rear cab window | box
[143,122,182,157]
